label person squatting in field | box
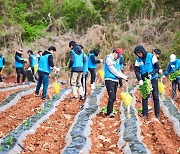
[104,48,128,117]
[134,45,160,119]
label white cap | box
[170,54,176,62]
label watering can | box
[98,69,104,79]
[53,69,60,94]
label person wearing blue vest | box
[88,49,103,90]
[14,49,27,83]
[0,54,5,82]
[79,45,88,99]
[27,50,37,75]
[116,48,124,88]
[104,48,128,117]
[68,45,86,100]
[134,45,160,119]
[162,54,180,101]
[35,46,57,100]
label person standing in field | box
[35,46,57,100]
[14,49,27,83]
[162,54,180,101]
[134,45,160,119]
[0,54,5,82]
[68,45,86,100]
[104,48,128,117]
[88,49,103,90]
[27,50,37,75]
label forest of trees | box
[0,0,179,70]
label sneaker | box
[106,113,115,118]
[80,95,85,100]
[73,96,78,99]
[34,93,39,97]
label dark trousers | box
[105,80,118,115]
[35,71,49,100]
[16,68,26,83]
[81,73,88,97]
[119,70,123,87]
[88,68,96,84]
[142,78,160,117]
[0,68,2,82]
[172,79,180,99]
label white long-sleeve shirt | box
[105,53,127,82]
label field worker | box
[117,48,124,88]
[0,54,5,82]
[134,45,160,119]
[35,46,57,100]
[152,48,161,60]
[80,45,88,99]
[68,41,77,84]
[88,49,103,90]
[162,54,180,101]
[27,50,37,75]
[68,45,86,100]
[37,50,43,62]
[14,49,27,83]
[104,48,128,117]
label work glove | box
[159,69,163,74]
[100,59,103,63]
[139,80,143,86]
[124,76,128,81]
[148,74,152,79]
[162,75,165,79]
[54,67,60,72]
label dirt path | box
[0,87,55,138]
[21,87,90,154]
[135,90,180,154]
[90,87,124,154]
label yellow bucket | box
[53,81,60,94]
[34,64,38,74]
[98,69,104,79]
[120,92,133,106]
[158,82,165,94]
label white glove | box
[159,69,163,74]
[124,76,128,81]
[53,67,60,72]
[100,59,103,63]
[56,67,60,72]
[139,80,143,85]
[148,74,152,79]
[162,75,165,78]
[28,67,31,71]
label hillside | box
[0,0,180,73]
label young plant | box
[169,70,180,81]
[139,78,153,99]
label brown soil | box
[0,87,55,138]
[0,71,179,154]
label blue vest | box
[170,59,180,80]
[88,53,96,69]
[104,56,120,80]
[72,50,84,69]
[136,53,158,79]
[118,56,124,70]
[30,54,37,67]
[38,54,51,73]
[15,55,23,68]
[0,57,4,68]
[83,53,88,73]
